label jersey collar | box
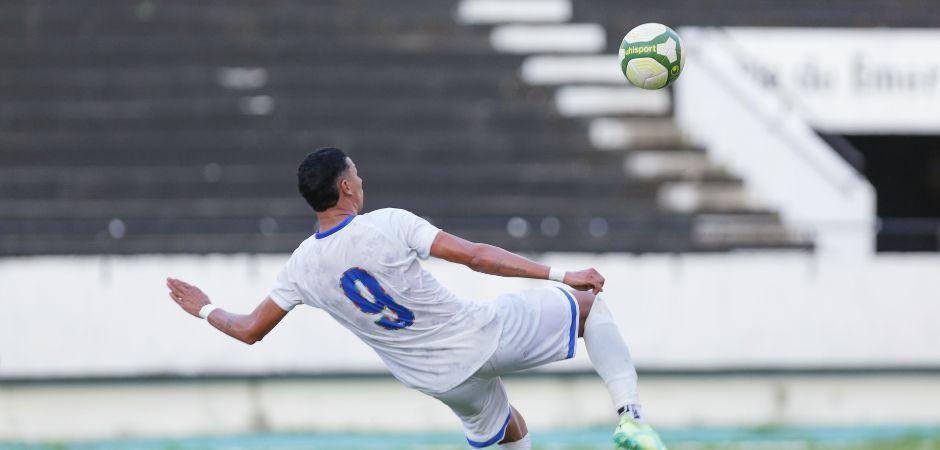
[315,214,356,239]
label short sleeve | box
[388,209,441,259]
[269,263,304,312]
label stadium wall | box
[2,252,940,440]
[5,373,940,441]
[2,253,939,377]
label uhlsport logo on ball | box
[619,23,685,90]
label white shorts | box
[430,287,580,448]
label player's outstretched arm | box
[429,231,605,294]
[166,278,287,345]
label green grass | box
[3,428,940,450]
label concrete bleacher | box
[573,0,940,36]
[0,0,809,255]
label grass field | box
[4,427,940,450]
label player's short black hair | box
[297,147,350,212]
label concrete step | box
[589,118,690,150]
[691,213,812,249]
[657,181,766,214]
[625,150,731,181]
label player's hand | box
[563,268,605,294]
[166,277,210,318]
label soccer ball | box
[619,23,685,90]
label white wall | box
[722,28,940,134]
[5,374,940,441]
[1,253,939,379]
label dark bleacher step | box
[0,65,518,102]
[0,18,463,40]
[0,211,807,256]
[4,161,637,183]
[0,0,462,21]
[0,232,312,256]
[0,33,496,63]
[0,64,516,93]
[689,213,813,249]
[2,181,667,202]
[575,0,940,30]
[0,0,465,37]
[0,161,744,206]
[0,231,814,256]
[0,191,662,220]
[0,40,524,69]
[0,128,597,166]
[0,97,573,134]
[0,213,681,238]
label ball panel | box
[643,71,668,90]
[624,61,645,88]
[657,37,678,64]
[623,23,667,43]
[624,58,667,89]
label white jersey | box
[269,208,501,394]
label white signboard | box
[721,28,940,134]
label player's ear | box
[339,177,352,196]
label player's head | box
[297,147,364,213]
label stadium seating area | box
[0,0,881,255]
[575,0,940,35]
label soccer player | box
[166,147,667,450]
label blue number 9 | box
[340,268,415,330]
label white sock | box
[582,295,642,417]
[499,433,531,449]
[619,404,646,423]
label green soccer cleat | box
[612,415,667,450]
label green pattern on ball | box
[619,28,683,90]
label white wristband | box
[548,267,567,283]
[198,304,219,320]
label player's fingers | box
[169,283,186,298]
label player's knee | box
[499,405,529,444]
[572,290,595,337]
[578,291,618,337]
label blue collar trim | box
[315,215,356,239]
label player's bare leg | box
[497,405,530,448]
[572,291,667,450]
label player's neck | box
[316,205,358,232]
